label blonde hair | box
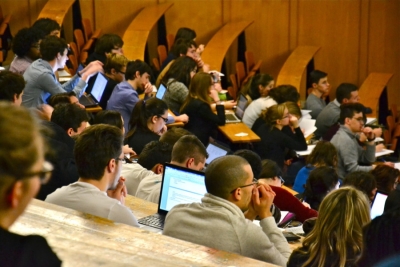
[296,187,370,267]
[260,103,286,127]
[180,72,212,113]
[104,53,129,74]
[284,101,301,119]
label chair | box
[391,104,398,122]
[235,61,246,88]
[167,33,174,52]
[387,115,395,138]
[69,42,79,60]
[68,54,78,75]
[82,18,101,41]
[79,51,88,64]
[0,6,11,24]
[245,51,262,74]
[157,45,167,67]
[229,74,239,100]
[82,38,94,53]
[74,29,85,54]
[152,58,160,72]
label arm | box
[338,141,374,173]
[278,127,308,151]
[198,102,225,126]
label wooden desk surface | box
[37,0,75,26]
[123,3,173,61]
[218,122,260,143]
[86,105,102,113]
[201,21,254,71]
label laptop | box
[205,141,230,166]
[138,163,206,230]
[225,94,249,123]
[370,191,388,219]
[156,84,167,99]
[79,73,108,107]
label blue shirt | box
[293,165,315,193]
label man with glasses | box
[331,103,393,179]
[163,155,291,266]
[0,103,61,266]
[45,124,139,227]
[85,34,124,65]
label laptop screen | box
[235,94,248,119]
[156,84,167,99]
[90,73,108,102]
[205,142,229,165]
[158,164,206,214]
[370,191,388,219]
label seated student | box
[31,17,61,37]
[304,70,330,119]
[37,103,89,200]
[10,27,46,75]
[22,36,103,108]
[302,166,339,211]
[163,155,291,265]
[258,159,318,223]
[384,183,400,213]
[48,91,85,109]
[253,103,307,170]
[160,38,201,72]
[249,85,300,131]
[106,60,153,133]
[180,72,225,146]
[293,141,338,193]
[86,34,124,65]
[136,135,207,203]
[370,165,400,195]
[46,124,139,227]
[124,98,168,155]
[342,171,377,203]
[0,70,25,106]
[0,103,62,266]
[287,187,370,267]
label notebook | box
[138,163,206,230]
[370,191,388,219]
[225,94,249,123]
[205,141,230,166]
[79,73,108,107]
[156,84,167,99]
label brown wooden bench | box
[37,0,76,26]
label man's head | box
[205,155,254,212]
[50,103,89,137]
[233,150,262,179]
[309,70,330,95]
[40,36,68,68]
[159,127,193,147]
[171,135,208,171]
[12,27,45,60]
[94,34,124,56]
[74,124,123,189]
[171,38,197,59]
[138,141,173,174]
[339,103,366,133]
[104,54,129,83]
[268,84,300,104]
[0,71,25,106]
[174,27,197,42]
[336,83,360,104]
[0,103,50,229]
[48,92,85,109]
[32,18,61,37]
[125,60,152,91]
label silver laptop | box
[205,141,230,166]
[370,191,388,219]
[138,163,206,230]
[226,94,249,123]
[156,84,167,99]
[79,73,108,107]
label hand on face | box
[107,176,127,205]
[289,114,299,128]
[143,82,153,95]
[250,184,275,220]
[362,126,375,140]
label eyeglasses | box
[352,116,365,124]
[282,114,290,119]
[230,178,258,193]
[31,43,40,50]
[17,161,54,185]
[158,115,168,123]
[117,70,125,75]
[279,176,285,186]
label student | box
[22,36,103,108]
[48,91,85,109]
[46,124,139,227]
[106,60,153,132]
[342,171,377,203]
[293,141,338,194]
[241,73,274,101]
[86,34,124,65]
[370,165,400,194]
[180,72,225,146]
[0,70,25,106]
[136,135,207,203]
[160,38,200,72]
[10,27,46,75]
[0,103,62,266]
[253,103,307,170]
[304,70,330,119]
[124,98,168,155]
[163,155,291,265]
[287,187,370,267]
[31,17,61,37]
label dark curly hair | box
[12,27,46,58]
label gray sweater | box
[305,93,326,119]
[163,193,291,266]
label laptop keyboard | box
[138,214,165,230]
[226,113,238,122]
[79,95,96,107]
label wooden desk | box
[37,0,75,26]
[11,198,276,266]
[218,122,260,143]
[86,105,102,113]
[123,3,173,61]
[201,21,254,72]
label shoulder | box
[287,249,309,267]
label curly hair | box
[12,27,46,58]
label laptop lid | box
[157,163,206,215]
[235,94,249,120]
[156,84,167,99]
[370,191,388,219]
[89,73,108,102]
[205,141,230,165]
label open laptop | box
[205,141,230,166]
[156,83,167,99]
[79,73,108,107]
[370,191,388,219]
[225,94,249,123]
[138,163,206,230]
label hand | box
[383,162,395,168]
[373,127,383,137]
[224,100,237,110]
[37,104,54,121]
[202,63,210,72]
[158,125,167,136]
[289,115,299,128]
[251,184,276,220]
[107,177,127,205]
[359,132,367,142]
[81,61,104,81]
[213,82,223,93]
[284,159,292,166]
[144,83,153,95]
[176,114,189,123]
[122,145,137,156]
[362,126,375,140]
[197,44,205,54]
[209,89,220,103]
[375,143,385,152]
[302,201,311,208]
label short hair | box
[268,85,300,104]
[370,165,400,194]
[343,171,377,201]
[12,27,46,57]
[159,127,193,147]
[245,73,274,100]
[104,53,129,74]
[40,35,68,61]
[306,141,337,167]
[138,141,173,171]
[125,60,152,81]
[338,103,365,124]
[174,27,197,41]
[94,34,124,55]
[31,18,61,36]
[284,101,302,119]
[180,72,213,112]
[47,92,74,107]
[74,124,123,180]
[170,38,197,58]
[233,150,262,179]
[205,155,250,199]
[171,135,208,165]
[50,103,89,133]
[0,71,25,102]
[259,159,283,179]
[93,110,123,131]
[309,70,327,86]
[162,56,197,88]
[336,83,358,104]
